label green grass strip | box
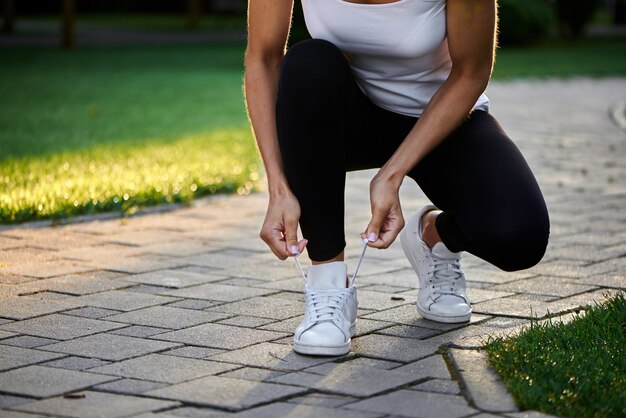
[0,129,260,223]
[486,292,626,418]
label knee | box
[280,39,348,87]
[475,205,550,272]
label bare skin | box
[244,0,496,265]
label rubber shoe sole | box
[293,323,355,356]
[400,210,471,324]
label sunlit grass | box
[0,129,260,223]
[486,293,626,418]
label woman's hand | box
[260,190,308,260]
[362,170,405,249]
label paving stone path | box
[0,78,625,418]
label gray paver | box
[352,334,439,362]
[152,323,288,350]
[217,315,276,328]
[412,378,461,395]
[0,330,17,339]
[104,306,231,329]
[0,314,127,340]
[40,333,180,361]
[210,342,334,371]
[0,335,58,348]
[0,365,115,397]
[376,325,441,340]
[69,290,179,311]
[345,389,477,417]
[269,362,420,397]
[88,353,239,383]
[286,393,359,408]
[13,391,179,418]
[0,260,93,279]
[64,306,123,318]
[0,394,34,409]
[392,355,452,379]
[489,276,598,297]
[92,378,169,395]
[206,296,303,320]
[0,345,65,371]
[145,375,305,411]
[0,296,83,320]
[159,283,275,302]
[230,403,381,418]
[108,325,170,337]
[163,346,225,359]
[167,299,221,310]
[43,356,111,371]
[450,349,518,413]
[17,271,132,296]
[123,269,227,288]
[220,367,287,382]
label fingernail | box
[290,245,298,255]
[368,232,377,242]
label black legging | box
[276,39,549,271]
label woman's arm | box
[245,0,293,194]
[245,0,308,259]
[364,0,497,247]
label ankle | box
[421,210,442,248]
[307,261,349,289]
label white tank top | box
[301,0,490,117]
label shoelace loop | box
[428,257,463,296]
[306,288,352,322]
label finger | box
[365,208,386,245]
[297,239,308,255]
[369,213,405,249]
[260,228,289,260]
[284,217,300,256]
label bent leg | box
[408,111,550,271]
[276,39,357,261]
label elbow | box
[450,62,492,92]
[244,47,284,73]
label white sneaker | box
[293,261,357,356]
[400,205,471,323]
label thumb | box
[365,208,385,243]
[284,217,300,256]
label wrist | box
[268,178,292,198]
[377,165,406,189]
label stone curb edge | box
[449,348,518,414]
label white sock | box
[306,261,348,289]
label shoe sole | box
[293,324,355,356]
[400,210,471,324]
[293,341,351,356]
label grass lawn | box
[486,293,626,418]
[0,44,259,223]
[1,36,624,223]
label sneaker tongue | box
[431,242,459,259]
[307,261,348,289]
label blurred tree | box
[187,0,202,29]
[2,0,15,33]
[61,0,75,49]
[498,0,554,45]
[615,0,626,24]
[556,0,599,38]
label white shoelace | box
[306,288,352,322]
[428,256,465,299]
[293,238,369,287]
